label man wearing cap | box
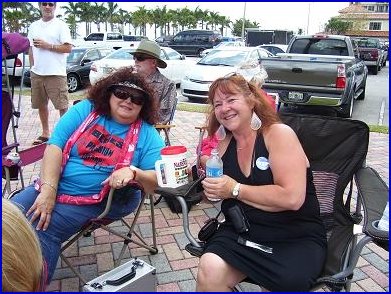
[132,40,176,124]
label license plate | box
[288,91,304,102]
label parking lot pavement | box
[3,96,389,292]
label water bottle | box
[205,148,223,202]
[377,202,389,231]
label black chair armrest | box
[355,166,389,250]
[97,180,144,219]
[154,176,205,199]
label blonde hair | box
[2,198,44,292]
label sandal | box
[32,136,49,145]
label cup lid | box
[161,145,187,155]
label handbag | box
[198,210,222,242]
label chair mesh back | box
[280,113,369,276]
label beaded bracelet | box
[41,180,57,192]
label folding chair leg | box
[60,252,88,285]
[3,167,11,197]
[113,193,158,266]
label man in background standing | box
[28,2,72,145]
[132,40,176,124]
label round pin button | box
[256,157,269,170]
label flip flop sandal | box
[32,136,49,145]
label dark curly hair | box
[87,67,159,125]
[206,73,280,137]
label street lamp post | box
[306,2,311,34]
[241,2,247,40]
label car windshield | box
[198,49,248,66]
[106,49,135,60]
[356,39,379,48]
[67,49,86,63]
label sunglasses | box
[112,88,145,105]
[41,2,55,7]
[133,54,153,62]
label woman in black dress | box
[197,73,327,291]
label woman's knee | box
[10,184,38,213]
[197,253,228,284]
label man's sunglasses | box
[133,54,153,62]
[41,2,55,7]
[112,88,145,105]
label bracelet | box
[129,165,137,180]
[41,180,57,192]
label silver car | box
[180,47,273,101]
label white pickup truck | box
[82,32,144,50]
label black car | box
[23,47,112,92]
[166,29,222,57]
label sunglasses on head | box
[41,2,55,7]
[112,88,145,105]
[133,54,153,62]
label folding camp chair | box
[155,112,389,292]
[2,90,46,196]
[155,96,178,146]
[60,181,158,285]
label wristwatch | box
[232,183,241,199]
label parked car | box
[166,29,223,56]
[257,44,288,55]
[180,47,273,101]
[155,35,174,46]
[123,35,148,42]
[353,37,385,74]
[2,52,30,80]
[200,41,245,57]
[82,32,143,49]
[262,34,368,118]
[24,47,112,92]
[89,46,194,85]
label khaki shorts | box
[30,72,69,110]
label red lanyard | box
[55,111,142,205]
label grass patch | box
[177,102,209,113]
[369,125,389,134]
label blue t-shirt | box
[48,99,165,195]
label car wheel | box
[339,90,354,118]
[357,83,366,101]
[67,73,80,93]
[197,48,206,57]
[382,59,387,67]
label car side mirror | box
[81,59,91,66]
[180,55,186,60]
[84,37,87,41]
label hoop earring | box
[250,112,262,131]
[215,124,227,140]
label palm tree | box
[62,2,81,38]
[106,2,119,32]
[132,6,150,36]
[91,2,108,32]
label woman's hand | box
[102,166,136,189]
[202,175,235,200]
[26,189,56,231]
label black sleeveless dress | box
[203,135,327,291]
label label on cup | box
[155,145,189,188]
